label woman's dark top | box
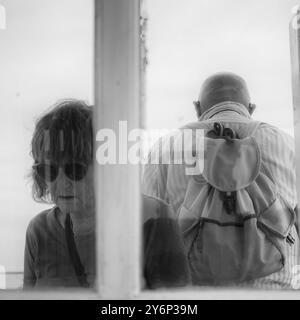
[23,207,95,289]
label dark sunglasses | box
[33,162,88,182]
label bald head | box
[196,72,254,117]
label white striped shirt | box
[142,102,300,289]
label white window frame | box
[291,7,300,231]
[0,0,141,300]
[1,0,300,300]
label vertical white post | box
[290,7,300,227]
[94,0,141,298]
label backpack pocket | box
[257,196,296,262]
[178,187,295,285]
[185,216,287,285]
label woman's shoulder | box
[26,207,55,235]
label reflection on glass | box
[0,0,93,290]
[24,100,95,289]
[143,73,300,290]
[24,100,95,288]
[143,0,300,290]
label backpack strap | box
[204,120,262,139]
[244,121,262,137]
[65,214,90,288]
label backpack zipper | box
[196,220,204,252]
[286,232,295,245]
[258,222,295,246]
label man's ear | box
[194,101,202,118]
[248,103,256,115]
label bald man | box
[143,72,299,289]
[194,72,255,118]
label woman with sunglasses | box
[23,99,95,288]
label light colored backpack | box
[178,121,296,285]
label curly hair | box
[31,99,93,203]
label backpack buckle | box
[286,232,295,245]
[223,127,235,143]
[207,122,237,142]
[223,192,236,215]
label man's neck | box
[199,101,251,121]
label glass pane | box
[0,0,94,290]
[142,0,300,290]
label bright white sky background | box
[146,0,299,135]
[0,0,298,287]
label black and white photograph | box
[0,0,300,306]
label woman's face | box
[39,158,95,217]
